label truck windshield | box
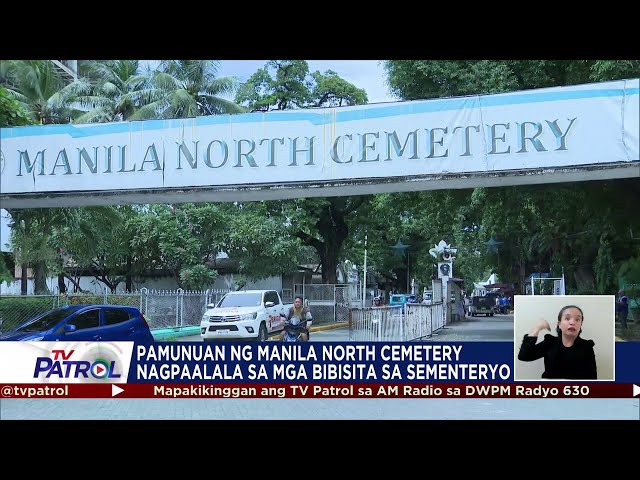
[218,293,263,308]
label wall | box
[0,274,284,295]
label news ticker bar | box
[2,383,640,399]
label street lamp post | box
[362,233,368,307]
[406,251,410,293]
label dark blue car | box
[0,304,155,342]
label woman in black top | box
[517,305,597,380]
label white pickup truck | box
[200,289,293,341]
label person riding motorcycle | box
[282,295,312,342]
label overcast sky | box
[0,60,398,251]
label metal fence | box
[349,302,447,341]
[294,283,357,324]
[0,288,231,334]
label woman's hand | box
[536,319,551,331]
[528,318,551,337]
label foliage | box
[0,253,13,285]
[223,202,305,279]
[619,257,640,289]
[63,60,149,123]
[3,59,638,296]
[179,265,218,290]
[309,69,368,106]
[234,60,370,283]
[127,204,223,288]
[384,60,640,101]
[235,60,311,111]
[593,235,616,294]
[380,60,640,292]
[235,60,368,111]
[134,60,244,119]
[0,85,32,126]
[49,207,126,292]
[0,60,81,124]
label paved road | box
[2,395,637,420]
[2,314,638,420]
[176,313,516,342]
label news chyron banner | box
[1,341,639,399]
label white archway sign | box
[1,79,638,209]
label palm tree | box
[0,60,80,124]
[62,60,150,123]
[133,60,244,119]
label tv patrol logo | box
[33,343,123,380]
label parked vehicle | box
[422,290,433,305]
[0,304,155,342]
[201,290,293,341]
[389,293,418,313]
[467,296,495,317]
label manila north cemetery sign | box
[0,78,638,208]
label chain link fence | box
[0,288,231,334]
[294,283,362,324]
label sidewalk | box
[310,322,348,332]
[171,321,349,342]
[616,318,639,341]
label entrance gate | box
[1,79,637,209]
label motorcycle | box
[281,311,313,342]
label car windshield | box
[390,295,404,303]
[15,308,72,332]
[218,293,262,308]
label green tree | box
[8,208,120,294]
[49,207,125,293]
[309,70,368,107]
[0,253,13,286]
[236,60,370,283]
[127,204,229,289]
[0,60,81,124]
[135,60,244,119]
[382,60,640,292]
[274,197,371,284]
[222,202,304,280]
[235,60,311,111]
[180,265,218,291]
[384,60,640,100]
[0,85,32,126]
[236,60,367,111]
[0,84,34,293]
[62,60,149,123]
[1,61,87,294]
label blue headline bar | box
[127,341,640,384]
